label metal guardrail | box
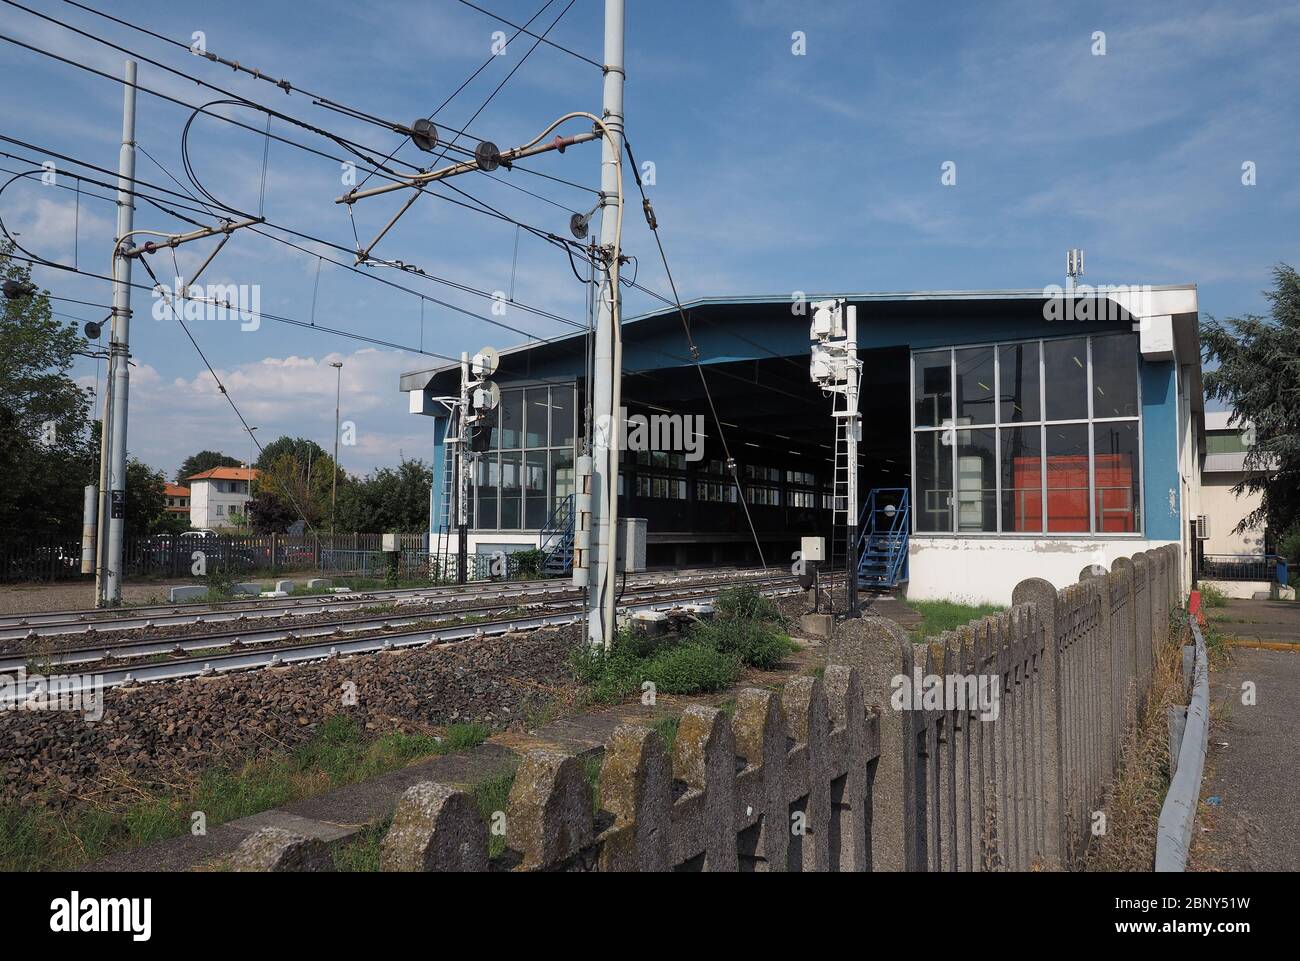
[1154,613,1210,871]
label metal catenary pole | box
[587,0,625,649]
[457,351,470,584]
[100,59,138,606]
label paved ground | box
[1207,596,1300,644]
[1192,598,1300,871]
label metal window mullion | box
[994,345,1002,533]
[1087,337,1097,534]
[1039,340,1048,535]
[950,348,957,533]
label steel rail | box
[0,582,804,702]
[0,576,793,673]
[0,567,772,639]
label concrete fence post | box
[598,724,672,872]
[827,616,910,871]
[1010,577,1064,870]
[1079,568,1116,782]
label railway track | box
[0,574,803,702]
[0,566,773,641]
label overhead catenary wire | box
[622,136,768,570]
[134,252,318,535]
[48,0,599,207]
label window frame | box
[910,333,1144,538]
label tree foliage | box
[177,449,241,484]
[335,458,432,533]
[1202,263,1300,544]
[0,243,94,539]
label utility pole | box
[330,360,343,536]
[457,351,470,584]
[844,305,861,616]
[97,59,138,607]
[587,0,625,649]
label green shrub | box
[715,585,780,622]
[1198,583,1229,609]
[642,641,742,694]
[688,618,797,669]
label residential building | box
[163,483,190,518]
[186,466,260,529]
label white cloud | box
[78,346,435,479]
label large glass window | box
[955,428,997,532]
[913,335,1141,535]
[999,425,1042,533]
[1094,421,1141,532]
[998,341,1039,422]
[1042,337,1089,421]
[472,384,577,530]
[955,348,996,426]
[915,431,954,532]
[914,350,952,428]
[1045,424,1090,532]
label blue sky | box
[2,0,1296,479]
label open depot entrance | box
[616,346,911,568]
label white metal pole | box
[457,352,470,583]
[845,304,860,614]
[101,59,138,606]
[587,0,625,649]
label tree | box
[255,435,327,473]
[177,450,241,484]
[125,458,167,538]
[1202,263,1300,549]
[0,242,94,539]
[335,458,432,533]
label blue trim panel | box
[1140,360,1181,540]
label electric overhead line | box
[1,17,606,329]
[132,252,318,534]
[621,136,769,569]
[53,0,599,205]
[352,0,560,194]
[1,134,590,340]
[451,0,602,68]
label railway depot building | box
[401,285,1205,605]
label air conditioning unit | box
[1194,515,1211,540]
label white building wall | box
[188,480,253,529]
[905,537,1179,606]
[1200,473,1266,556]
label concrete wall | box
[1199,578,1272,600]
[905,536,1179,605]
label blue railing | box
[539,493,575,577]
[856,488,910,589]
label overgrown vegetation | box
[0,715,490,871]
[907,599,1006,640]
[1084,615,1191,871]
[1198,582,1230,609]
[570,586,797,704]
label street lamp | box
[330,361,343,537]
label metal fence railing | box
[0,532,433,583]
[1197,553,1278,583]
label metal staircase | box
[856,487,911,590]
[539,493,575,577]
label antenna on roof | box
[1067,248,1085,291]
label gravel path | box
[0,581,195,616]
